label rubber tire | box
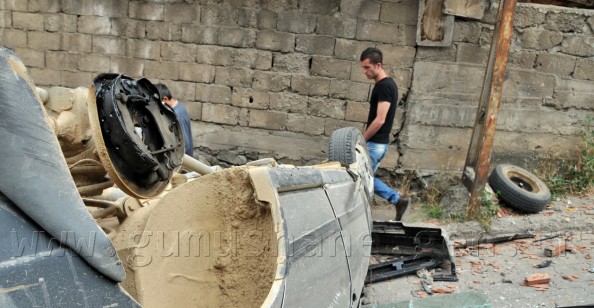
[329,127,366,165]
[488,164,551,213]
[329,127,374,200]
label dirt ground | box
[364,195,594,307]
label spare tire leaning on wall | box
[488,164,552,213]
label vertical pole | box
[464,0,517,218]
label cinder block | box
[253,71,291,92]
[201,6,256,27]
[315,16,357,38]
[46,51,77,71]
[520,30,563,50]
[0,10,10,27]
[341,0,381,20]
[181,25,218,45]
[381,145,399,171]
[334,39,374,61]
[233,49,272,70]
[144,61,179,80]
[261,0,299,12]
[28,31,60,50]
[129,2,163,21]
[179,63,215,83]
[357,22,402,44]
[92,36,126,56]
[78,54,110,72]
[249,109,287,130]
[215,67,253,87]
[196,83,231,105]
[295,34,335,56]
[415,46,457,62]
[544,11,587,33]
[185,101,202,121]
[329,79,370,102]
[61,33,92,53]
[562,35,594,57]
[146,22,181,41]
[196,45,233,66]
[291,75,331,96]
[61,71,93,88]
[503,70,555,99]
[453,21,481,44]
[387,68,413,91]
[411,62,484,97]
[272,53,310,75]
[164,3,200,24]
[311,56,351,79]
[218,27,257,48]
[277,12,316,34]
[256,30,295,52]
[61,0,94,16]
[160,80,196,102]
[508,50,537,70]
[535,53,576,77]
[456,44,489,65]
[12,48,44,68]
[269,91,308,113]
[324,118,364,136]
[111,18,146,38]
[298,0,340,14]
[287,114,325,135]
[0,28,27,48]
[202,103,239,125]
[574,58,594,81]
[12,12,44,31]
[1,0,28,11]
[345,101,369,122]
[45,13,77,33]
[308,96,346,119]
[549,77,594,110]
[127,39,160,61]
[514,4,545,28]
[28,68,60,86]
[94,0,129,17]
[380,0,419,25]
[110,56,144,77]
[161,42,195,62]
[78,16,111,35]
[257,9,276,29]
[376,44,416,68]
[231,88,270,110]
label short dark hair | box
[360,47,383,64]
[154,83,172,100]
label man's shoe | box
[395,197,410,221]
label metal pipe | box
[181,154,221,175]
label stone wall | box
[1,0,592,171]
[403,3,594,171]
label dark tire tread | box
[488,164,551,213]
[329,127,360,165]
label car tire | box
[488,164,551,213]
[329,127,374,198]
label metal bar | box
[463,0,517,218]
[181,154,221,175]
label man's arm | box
[363,101,390,141]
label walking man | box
[360,47,409,221]
[155,83,194,157]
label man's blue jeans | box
[366,141,400,204]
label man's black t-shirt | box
[367,77,398,144]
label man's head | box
[155,83,174,107]
[360,47,384,81]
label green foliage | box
[477,189,500,229]
[422,202,444,219]
[541,126,594,198]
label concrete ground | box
[364,196,594,307]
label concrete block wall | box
[401,3,594,171]
[1,0,592,172]
[0,0,418,168]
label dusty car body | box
[0,48,374,307]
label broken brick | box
[525,273,551,286]
[544,244,566,257]
[433,288,454,294]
